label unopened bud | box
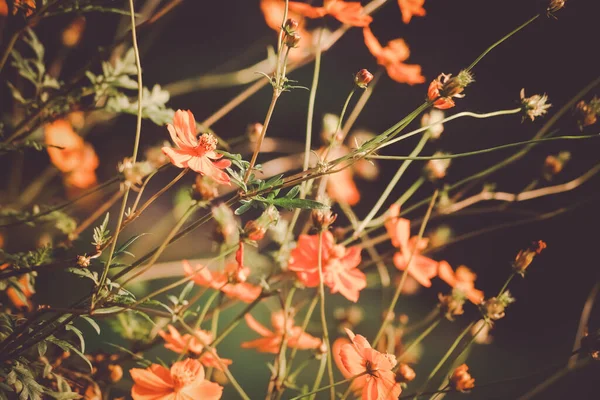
[438,290,465,321]
[77,255,91,268]
[481,291,515,321]
[396,363,416,384]
[450,364,475,392]
[284,18,299,33]
[547,0,565,16]
[284,31,301,48]
[574,97,599,130]
[108,364,123,383]
[243,220,267,241]
[354,69,374,89]
[513,240,546,276]
[312,208,337,231]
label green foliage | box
[8,29,61,109]
[0,246,53,271]
[0,207,77,234]
[0,140,61,155]
[92,213,111,248]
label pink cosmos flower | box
[288,231,366,302]
[385,204,438,287]
[183,261,261,303]
[158,325,232,371]
[241,311,322,353]
[363,27,425,85]
[162,110,230,185]
[130,358,223,400]
[338,329,402,399]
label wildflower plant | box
[0,0,598,399]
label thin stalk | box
[355,132,431,238]
[568,282,600,368]
[270,286,297,399]
[93,0,144,307]
[498,273,515,297]
[285,293,320,376]
[373,189,438,347]
[289,373,367,400]
[414,322,475,400]
[516,357,591,400]
[398,318,441,363]
[69,189,124,239]
[244,92,280,183]
[309,354,328,400]
[317,232,335,399]
[341,68,383,136]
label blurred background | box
[2,0,600,398]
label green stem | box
[414,322,475,400]
[372,189,439,348]
[309,354,328,400]
[289,373,367,400]
[317,232,335,399]
[516,357,591,400]
[398,318,441,363]
[244,92,280,183]
[285,293,320,376]
[498,273,515,296]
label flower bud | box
[543,151,570,181]
[212,204,239,247]
[193,175,219,201]
[450,364,475,392]
[438,290,465,321]
[77,255,91,268]
[62,17,86,48]
[513,240,546,276]
[547,0,565,16]
[247,123,263,143]
[108,364,123,383]
[575,97,599,130]
[284,18,299,33]
[243,205,279,241]
[354,69,374,89]
[481,290,515,321]
[396,363,416,384]
[424,153,451,181]
[284,31,301,48]
[312,208,337,231]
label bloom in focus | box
[130,358,223,400]
[289,0,372,27]
[158,325,232,371]
[385,204,439,287]
[450,364,475,392]
[520,89,551,121]
[363,27,425,85]
[183,261,261,303]
[288,231,366,302]
[162,110,231,185]
[427,71,473,109]
[338,328,402,399]
[241,311,321,353]
[397,0,426,24]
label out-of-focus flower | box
[421,109,445,139]
[471,319,493,345]
[396,363,416,384]
[547,0,565,16]
[428,71,473,109]
[145,141,170,168]
[512,240,546,276]
[337,328,402,399]
[543,151,570,181]
[363,27,425,85]
[312,207,337,231]
[385,204,438,287]
[424,153,451,181]
[193,175,219,201]
[62,17,86,48]
[481,290,515,321]
[320,144,361,205]
[162,110,230,185]
[158,325,232,371]
[397,0,426,24]
[450,364,475,392]
[0,1,7,16]
[247,123,264,143]
[428,224,452,249]
[130,359,223,400]
[438,290,465,321]
[0,264,35,311]
[288,231,366,302]
[1,0,35,17]
[108,364,123,383]
[437,262,484,304]
[241,311,321,353]
[183,261,261,303]
[212,204,239,247]
[289,0,372,27]
[575,97,599,130]
[45,119,99,190]
[354,68,374,89]
[520,89,551,122]
[334,305,364,333]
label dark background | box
[3,0,600,399]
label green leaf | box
[65,324,86,353]
[114,233,148,259]
[234,201,253,215]
[79,316,101,335]
[285,185,300,199]
[37,341,47,357]
[46,336,93,372]
[265,197,329,211]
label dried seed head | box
[520,89,552,121]
[574,97,599,130]
[481,291,515,321]
[354,69,374,89]
[543,151,570,181]
[312,208,337,231]
[284,31,302,48]
[438,290,466,321]
[118,158,155,188]
[427,71,473,109]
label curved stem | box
[398,317,441,363]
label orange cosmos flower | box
[397,0,426,24]
[289,0,372,27]
[338,329,402,400]
[385,204,438,287]
[363,27,425,85]
[130,358,223,400]
[162,110,230,185]
[241,311,321,353]
[158,325,232,371]
[0,1,7,16]
[427,71,473,110]
[183,261,261,303]
[438,262,484,304]
[320,145,361,205]
[288,231,366,302]
[0,0,35,17]
[0,264,35,311]
[44,119,99,189]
